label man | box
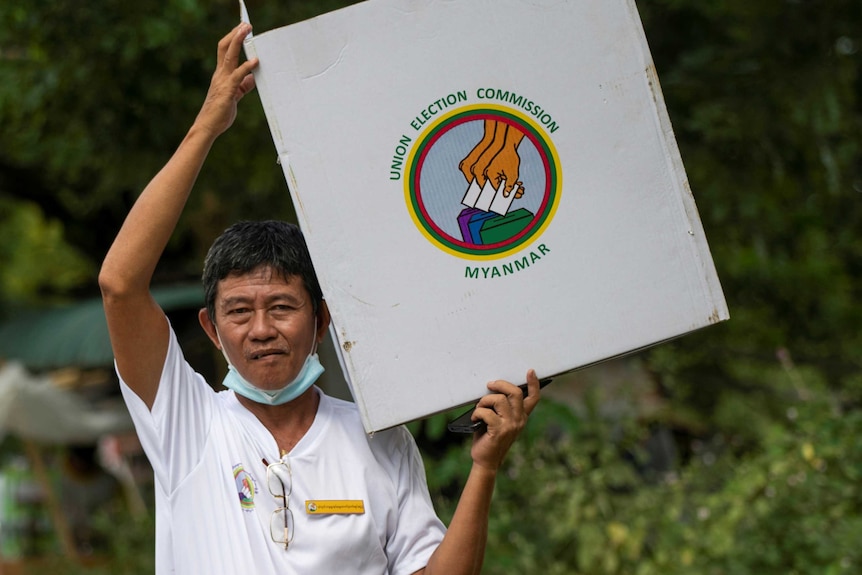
[100,23,541,574]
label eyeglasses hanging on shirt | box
[263,457,294,549]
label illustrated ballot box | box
[241,0,730,432]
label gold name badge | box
[305,500,366,515]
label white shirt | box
[120,324,445,574]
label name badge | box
[305,500,365,515]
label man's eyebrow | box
[265,293,306,306]
[219,293,306,307]
[218,297,250,313]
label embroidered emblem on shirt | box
[233,463,257,511]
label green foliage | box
[0,0,361,284]
[420,367,862,575]
[0,198,92,309]
[31,512,156,575]
[1,0,861,573]
[640,0,862,376]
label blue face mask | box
[221,353,324,405]
[216,324,325,405]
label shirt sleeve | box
[384,426,447,575]
[118,320,214,495]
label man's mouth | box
[250,349,285,360]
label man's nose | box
[248,310,277,340]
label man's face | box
[205,265,321,391]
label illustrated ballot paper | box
[241,0,729,432]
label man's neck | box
[236,387,321,455]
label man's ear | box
[316,300,331,345]
[198,308,221,349]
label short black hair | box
[202,220,323,320]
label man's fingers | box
[523,369,541,415]
[217,24,246,62]
[216,28,235,53]
[236,72,257,98]
[478,369,541,417]
[212,25,258,102]
[478,381,523,426]
[223,24,251,67]
[476,390,515,418]
[485,379,522,399]
[471,405,500,427]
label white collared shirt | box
[120,322,445,575]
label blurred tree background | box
[1,0,860,573]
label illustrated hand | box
[194,23,259,139]
[484,144,525,198]
[459,120,498,185]
[470,369,541,471]
[459,121,526,197]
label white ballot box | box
[241,0,729,432]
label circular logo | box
[233,464,257,511]
[404,104,561,260]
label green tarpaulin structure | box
[0,284,204,371]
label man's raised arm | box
[99,24,258,409]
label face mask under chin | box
[215,321,325,405]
